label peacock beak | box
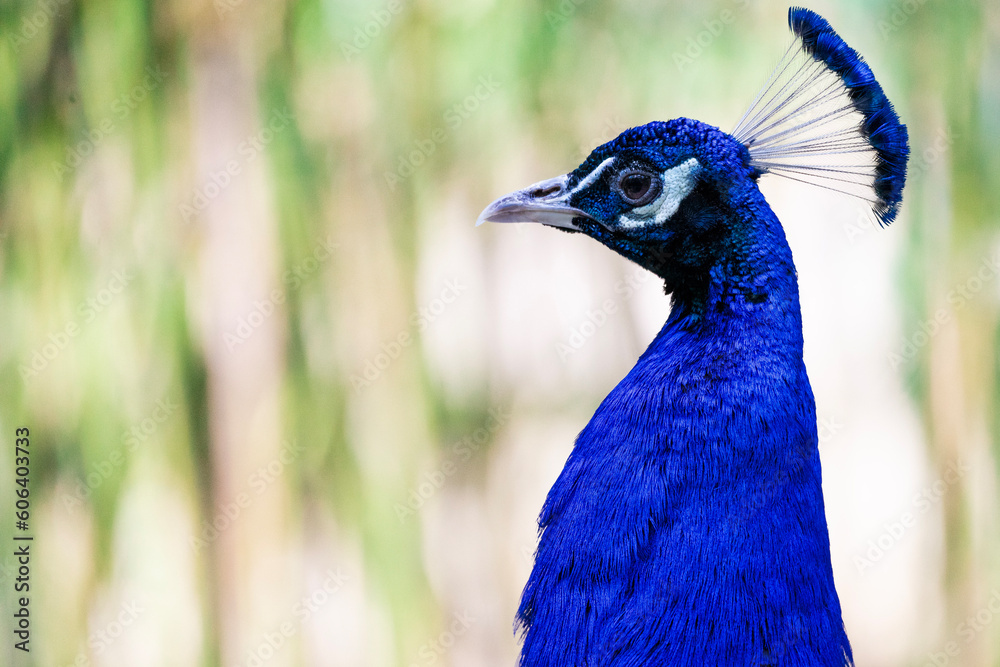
[476,175,596,230]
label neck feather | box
[517,196,851,666]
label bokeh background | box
[1,0,998,665]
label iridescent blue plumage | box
[787,7,909,224]
[512,119,852,666]
[733,8,909,226]
[477,8,909,666]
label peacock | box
[477,8,908,666]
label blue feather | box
[787,7,909,224]
[733,8,909,226]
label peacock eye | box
[615,170,661,206]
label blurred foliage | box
[0,0,997,665]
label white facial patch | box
[618,158,702,229]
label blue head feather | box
[787,7,909,224]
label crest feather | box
[733,7,909,225]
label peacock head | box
[478,7,909,293]
[477,118,758,282]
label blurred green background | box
[1,0,998,665]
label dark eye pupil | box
[622,174,651,200]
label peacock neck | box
[662,204,805,354]
[518,208,850,666]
